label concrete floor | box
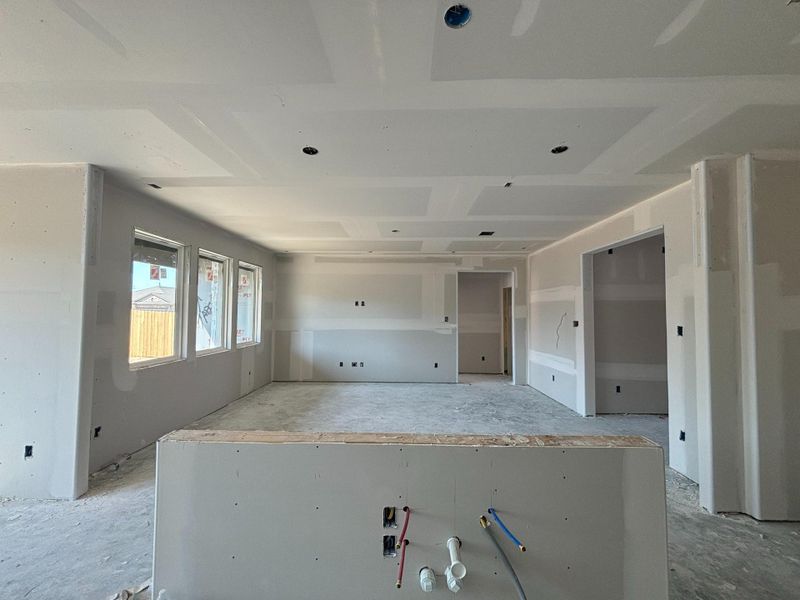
[2,376,799,599]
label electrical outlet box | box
[382,535,396,557]
[383,507,397,528]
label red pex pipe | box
[395,506,411,588]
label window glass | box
[236,265,260,345]
[129,234,181,365]
[196,254,228,352]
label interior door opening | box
[592,233,668,416]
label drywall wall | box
[0,164,100,499]
[458,272,504,374]
[88,181,275,473]
[274,255,527,384]
[153,431,668,599]
[692,154,800,520]
[528,182,698,482]
[747,156,800,520]
[593,235,667,414]
[691,157,744,515]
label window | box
[196,250,230,354]
[236,263,262,346]
[129,231,185,367]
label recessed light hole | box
[479,231,495,237]
[551,145,569,154]
[444,4,472,28]
[302,146,319,156]
[148,183,162,189]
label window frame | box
[128,229,188,370]
[235,261,263,348]
[195,249,233,356]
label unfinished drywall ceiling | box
[1,1,799,253]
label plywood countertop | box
[161,430,659,448]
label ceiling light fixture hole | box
[391,229,399,233]
[504,182,513,188]
[479,231,495,237]
[302,146,319,156]
[551,145,569,155]
[148,183,162,189]
[444,4,472,28]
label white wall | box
[458,272,504,374]
[88,181,275,473]
[0,164,100,499]
[694,154,800,520]
[593,235,668,414]
[274,255,527,384]
[528,182,698,482]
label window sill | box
[236,341,260,349]
[129,357,184,371]
[196,347,230,358]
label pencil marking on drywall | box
[555,312,568,349]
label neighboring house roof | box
[132,286,175,306]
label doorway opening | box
[457,272,514,383]
[502,286,513,377]
[580,230,669,451]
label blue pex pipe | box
[487,508,526,552]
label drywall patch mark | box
[511,0,542,36]
[654,0,706,46]
[791,31,800,45]
[51,0,127,57]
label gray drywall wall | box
[274,255,528,384]
[458,272,504,374]
[0,165,99,499]
[88,181,275,473]
[691,154,800,519]
[593,235,667,414]
[528,182,698,483]
[153,432,667,600]
[691,157,745,514]
[747,157,800,520]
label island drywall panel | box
[593,235,667,414]
[528,182,698,482]
[274,255,527,384]
[458,272,504,373]
[153,431,667,600]
[0,164,99,499]
[88,182,275,473]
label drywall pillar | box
[0,164,101,499]
[693,153,800,520]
